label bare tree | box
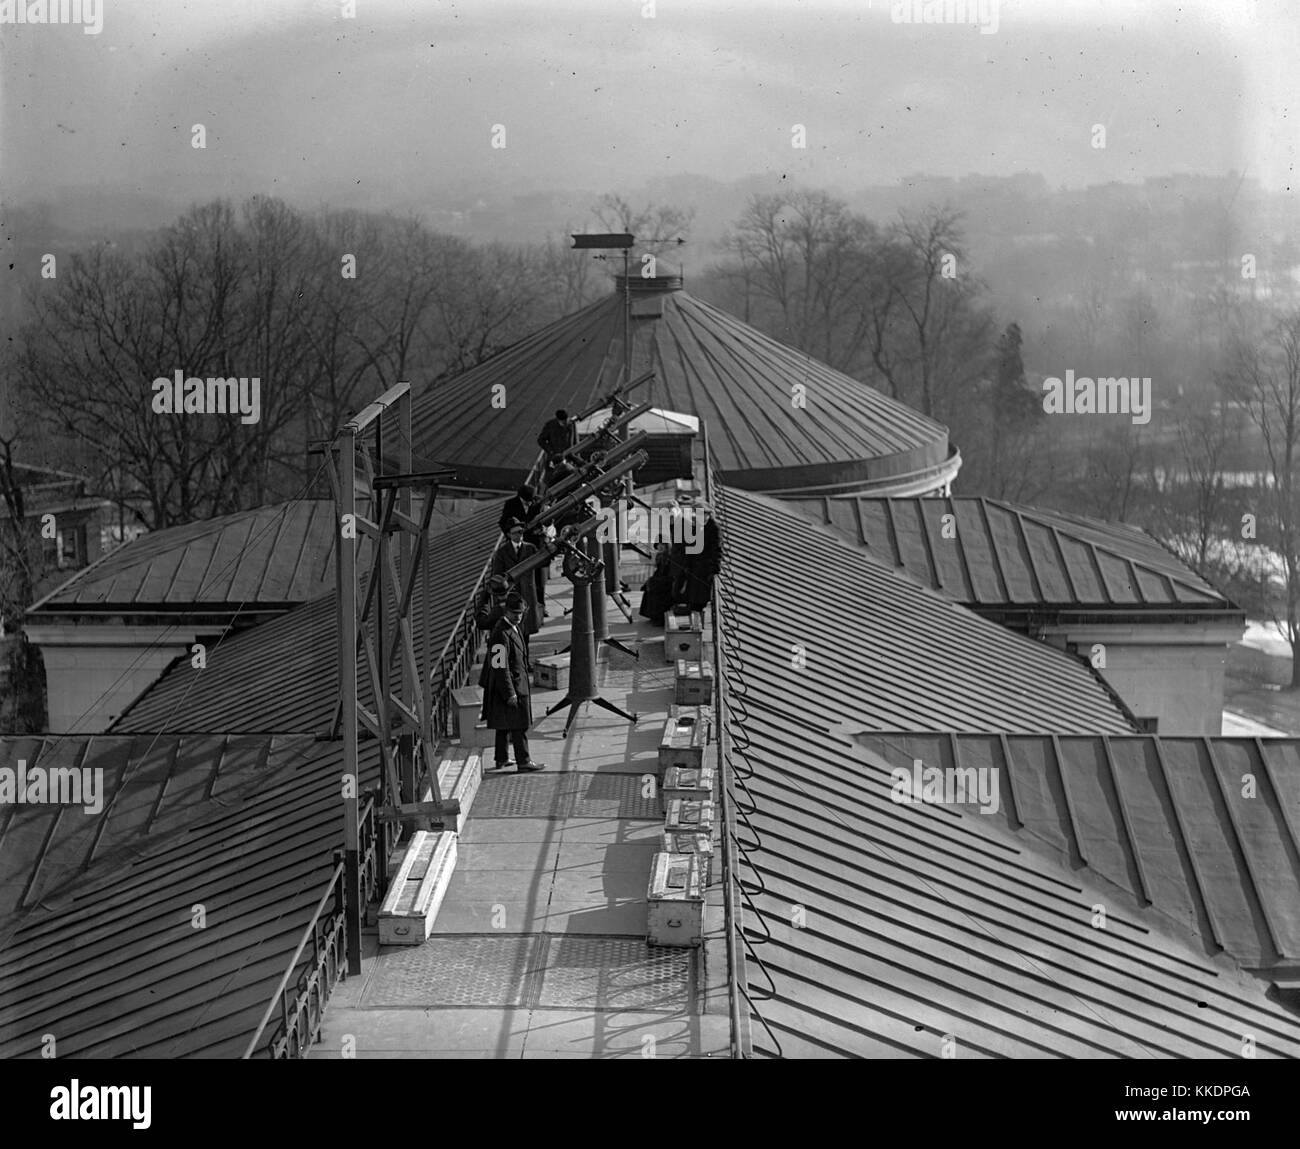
[592,193,694,262]
[1221,307,1300,686]
[1172,402,1233,573]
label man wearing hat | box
[474,574,510,633]
[479,588,544,772]
[537,408,577,465]
[491,517,541,635]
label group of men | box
[474,407,576,773]
[476,405,722,774]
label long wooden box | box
[662,762,716,809]
[664,612,704,664]
[647,852,705,948]
[378,830,457,946]
[674,659,714,706]
[423,751,482,835]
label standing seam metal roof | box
[730,713,1300,1058]
[112,503,504,734]
[855,732,1300,973]
[719,486,1134,734]
[784,495,1235,612]
[410,285,955,494]
[0,734,381,1058]
[28,500,339,613]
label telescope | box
[557,400,655,468]
[546,432,650,502]
[502,514,603,584]
[571,369,654,424]
[524,451,648,535]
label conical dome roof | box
[411,278,960,495]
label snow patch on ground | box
[1222,710,1288,737]
[1240,619,1292,659]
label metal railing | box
[243,453,550,1059]
[242,794,381,1059]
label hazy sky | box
[1,0,1297,212]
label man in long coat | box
[479,591,544,772]
[491,518,542,633]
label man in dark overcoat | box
[491,518,541,634]
[498,488,547,613]
[479,590,544,772]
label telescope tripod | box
[543,541,638,736]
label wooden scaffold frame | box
[324,381,459,975]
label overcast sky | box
[1,0,1297,213]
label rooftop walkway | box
[311,566,731,1059]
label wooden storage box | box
[662,762,716,808]
[647,852,705,948]
[658,707,710,775]
[534,652,570,691]
[674,659,714,706]
[665,797,715,835]
[378,830,458,946]
[664,611,704,663]
[452,685,492,748]
[661,830,714,884]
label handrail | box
[241,861,345,1060]
[241,794,378,1059]
[343,380,411,434]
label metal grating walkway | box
[472,771,660,820]
[359,934,693,1013]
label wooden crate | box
[647,852,705,948]
[664,611,704,663]
[661,830,714,884]
[665,797,715,835]
[533,652,570,691]
[658,707,710,775]
[378,830,458,946]
[452,685,492,748]
[662,762,716,808]
[674,659,714,706]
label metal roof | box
[855,732,1300,973]
[0,734,381,1058]
[409,282,958,495]
[729,714,1300,1057]
[112,503,503,734]
[28,500,339,615]
[783,495,1237,615]
[718,486,1135,734]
